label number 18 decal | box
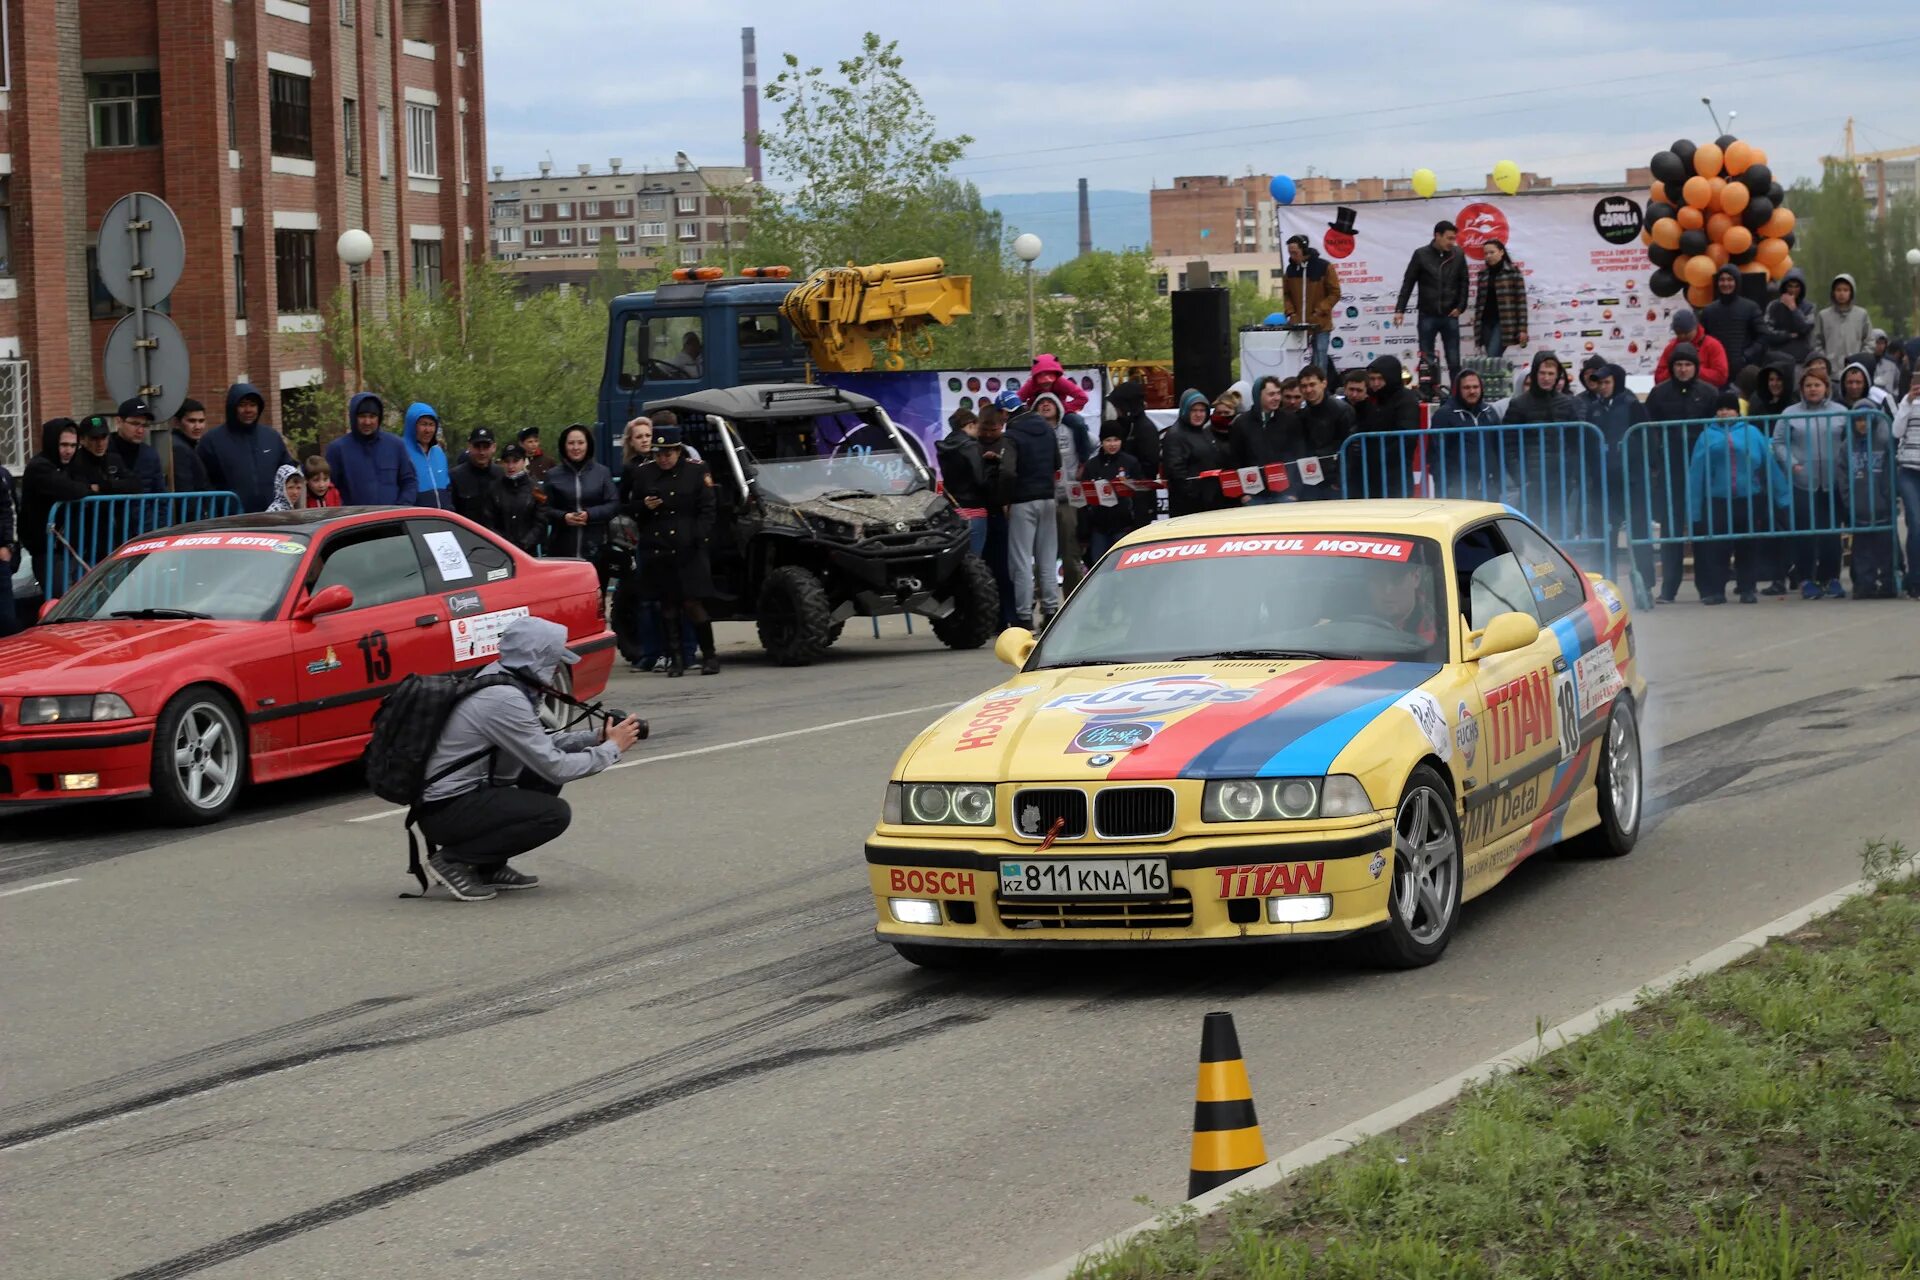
[1553,670,1579,762]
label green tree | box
[311,263,606,450]
[588,232,629,308]
[1034,250,1172,364]
[1787,164,1920,335]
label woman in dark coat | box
[627,426,719,676]
[540,424,620,573]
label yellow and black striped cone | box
[1187,1010,1268,1198]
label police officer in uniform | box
[628,426,719,676]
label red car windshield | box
[47,535,309,622]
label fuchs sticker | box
[1396,690,1450,761]
[1454,701,1480,767]
[1068,720,1159,754]
[1575,644,1625,718]
[1046,675,1255,718]
[1113,534,1413,570]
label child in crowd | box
[303,456,341,507]
[1687,390,1790,605]
[268,464,306,513]
[1843,409,1897,599]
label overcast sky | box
[482,2,1919,208]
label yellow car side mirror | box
[1467,611,1540,662]
[994,626,1037,669]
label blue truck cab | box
[597,276,811,457]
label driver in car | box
[1353,562,1438,646]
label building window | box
[412,239,442,300]
[527,203,544,221]
[377,106,390,177]
[556,227,574,245]
[677,221,698,240]
[639,221,665,239]
[340,0,354,24]
[87,70,162,148]
[583,226,601,244]
[612,199,631,216]
[1237,270,1258,286]
[374,0,384,34]
[1154,274,1168,295]
[527,229,544,246]
[583,200,600,216]
[341,97,359,174]
[405,102,437,178]
[678,246,701,265]
[495,225,519,244]
[552,201,572,218]
[275,228,319,313]
[268,71,312,160]
[676,195,698,214]
[226,59,237,148]
[233,227,246,318]
[0,178,10,275]
[491,201,515,221]
[614,224,633,243]
[641,196,663,212]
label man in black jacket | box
[1079,423,1146,563]
[1296,366,1355,500]
[1105,379,1161,526]
[1354,355,1422,499]
[1642,344,1717,603]
[629,427,720,675]
[0,458,16,635]
[1003,396,1063,627]
[1392,221,1470,387]
[72,415,143,497]
[450,427,503,532]
[1700,264,1766,379]
[20,420,89,588]
[1230,376,1304,503]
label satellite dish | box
[104,310,192,423]
[96,192,186,310]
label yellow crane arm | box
[779,258,973,373]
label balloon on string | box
[1651,217,1682,250]
[1758,205,1795,238]
[1740,163,1773,194]
[1647,200,1677,224]
[1720,181,1750,216]
[1693,142,1724,177]
[1269,174,1296,205]
[1650,181,1673,207]
[1648,243,1678,269]
[1679,227,1709,256]
[1714,133,1738,151]
[1740,196,1774,230]
[1783,230,1797,249]
[1683,175,1714,209]
[1493,160,1522,195]
[1706,212,1734,243]
[1767,254,1793,282]
[1724,139,1754,175]
[1411,168,1438,198]
[1672,138,1698,171]
[1706,243,1730,268]
[1649,267,1682,297]
[1264,312,1287,325]
[1722,224,1754,255]
[1709,176,1728,206]
[1650,150,1688,188]
[1756,237,1789,268]
[1677,205,1705,231]
[1684,255,1716,287]
[1748,146,1768,168]
[1732,243,1759,266]
[1687,281,1715,308]
[1766,182,1785,206]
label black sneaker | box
[1701,594,1727,606]
[480,864,540,891]
[700,655,720,675]
[1761,581,1787,597]
[1738,591,1758,604]
[424,853,497,901]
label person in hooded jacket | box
[324,393,416,506]
[1430,368,1503,500]
[1032,391,1095,592]
[1003,396,1064,627]
[1839,406,1897,598]
[1230,375,1303,501]
[1493,350,1579,513]
[71,414,143,498]
[19,419,90,589]
[1016,354,1089,415]
[1581,365,1653,585]
[198,382,294,512]
[1762,269,1814,364]
[1700,264,1767,376]
[1161,389,1232,517]
[1644,344,1719,602]
[1811,274,1872,360]
[1893,366,1920,600]
[542,424,620,576]
[1867,330,1909,400]
[938,406,996,559]
[404,402,453,509]
[1772,367,1849,598]
[1078,422,1147,564]
[1838,359,1893,416]
[1105,379,1162,524]
[1352,355,1421,500]
[1686,390,1792,604]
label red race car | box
[0,507,614,822]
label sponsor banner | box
[451,606,530,662]
[118,533,307,556]
[1575,644,1625,718]
[1113,534,1414,570]
[824,367,1106,460]
[1278,189,1664,376]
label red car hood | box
[0,620,265,695]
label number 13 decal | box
[357,630,392,682]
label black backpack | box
[367,670,521,896]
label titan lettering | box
[1213,862,1326,898]
[1484,670,1552,763]
[888,868,977,896]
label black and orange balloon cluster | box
[1642,136,1795,305]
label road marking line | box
[345,700,962,823]
[1723,616,1882,662]
[0,878,80,900]
[1019,859,1917,1280]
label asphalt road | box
[4,603,1917,1280]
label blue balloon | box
[1269,174,1296,205]
[1264,312,1287,326]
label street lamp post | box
[336,229,375,393]
[1013,233,1043,364]
[1906,247,1920,332]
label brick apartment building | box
[0,0,489,474]
[487,155,752,284]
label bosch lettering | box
[1214,862,1326,898]
[1484,669,1552,763]
[888,868,977,896]
[956,695,1026,751]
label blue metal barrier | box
[42,491,243,597]
[1621,411,1902,603]
[1339,422,1613,574]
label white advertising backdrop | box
[1277,189,1666,377]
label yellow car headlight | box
[1203,774,1372,822]
[885,782,995,827]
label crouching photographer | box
[412,616,644,901]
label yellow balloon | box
[1494,160,1522,196]
[1412,168,1438,199]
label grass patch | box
[1078,863,1920,1280]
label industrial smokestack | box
[742,27,762,182]
[1077,178,1092,258]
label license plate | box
[999,858,1171,897]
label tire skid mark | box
[0,1119,249,1192]
[110,1013,986,1280]
[626,932,887,1012]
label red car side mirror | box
[38,598,60,622]
[293,583,355,621]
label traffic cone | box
[1187,1011,1268,1198]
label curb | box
[1019,863,1911,1280]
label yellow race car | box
[866,500,1645,968]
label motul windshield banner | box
[1113,535,1414,569]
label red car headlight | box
[19,694,135,725]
